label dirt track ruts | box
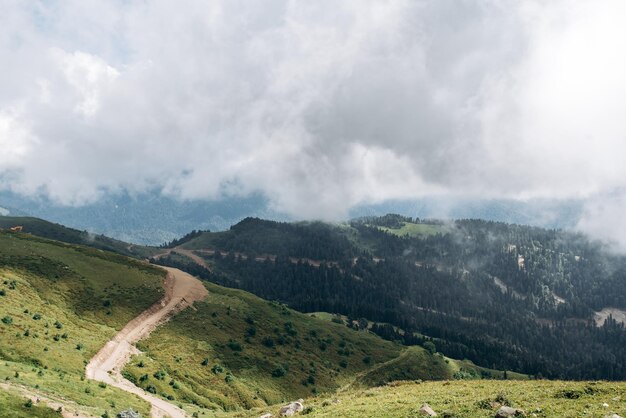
[85,266,208,418]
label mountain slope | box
[122,280,472,413]
[0,216,156,258]
[167,216,626,380]
[0,231,166,416]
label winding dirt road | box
[86,266,208,418]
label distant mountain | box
[0,190,584,245]
[0,190,287,245]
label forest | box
[154,215,626,380]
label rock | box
[118,408,142,418]
[279,400,304,417]
[259,414,273,418]
[604,415,623,418]
[419,403,437,416]
[495,405,525,417]
[603,403,610,408]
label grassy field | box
[0,389,60,418]
[0,231,165,416]
[221,380,626,418]
[122,280,487,415]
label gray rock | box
[496,405,525,417]
[117,408,141,418]
[604,415,623,418]
[419,403,437,416]
[259,414,273,418]
[279,400,304,417]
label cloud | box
[1,0,626,243]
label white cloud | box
[1,0,626,244]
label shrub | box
[32,313,42,320]
[211,364,224,374]
[227,340,242,351]
[423,341,436,355]
[271,366,287,377]
[262,337,275,348]
[2,316,13,325]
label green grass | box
[124,281,457,414]
[376,222,445,238]
[225,380,626,418]
[123,281,523,415]
[0,232,165,416]
[0,389,60,417]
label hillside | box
[0,216,157,258]
[162,215,626,380]
[227,379,626,417]
[0,230,166,416]
[122,280,487,414]
[0,227,495,416]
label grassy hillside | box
[0,390,59,418]
[0,231,165,416]
[228,380,626,418]
[0,216,158,258]
[122,281,476,414]
[171,216,626,381]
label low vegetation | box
[123,281,495,413]
[0,231,164,416]
[228,380,626,418]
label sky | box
[1,1,626,246]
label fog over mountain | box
[1,1,626,246]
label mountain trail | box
[86,266,208,418]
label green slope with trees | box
[162,215,626,380]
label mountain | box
[158,215,626,380]
[0,216,155,258]
[0,225,487,416]
[1,190,583,245]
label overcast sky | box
[1,1,626,245]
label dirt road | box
[86,266,208,418]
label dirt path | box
[86,266,208,418]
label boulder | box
[495,406,525,417]
[259,414,273,418]
[279,400,304,417]
[118,409,141,418]
[419,403,437,416]
[604,415,623,418]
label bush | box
[2,316,12,325]
[32,313,42,320]
[423,341,436,355]
[211,364,224,374]
[262,337,275,348]
[271,366,287,377]
[227,340,242,351]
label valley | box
[1,215,625,417]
